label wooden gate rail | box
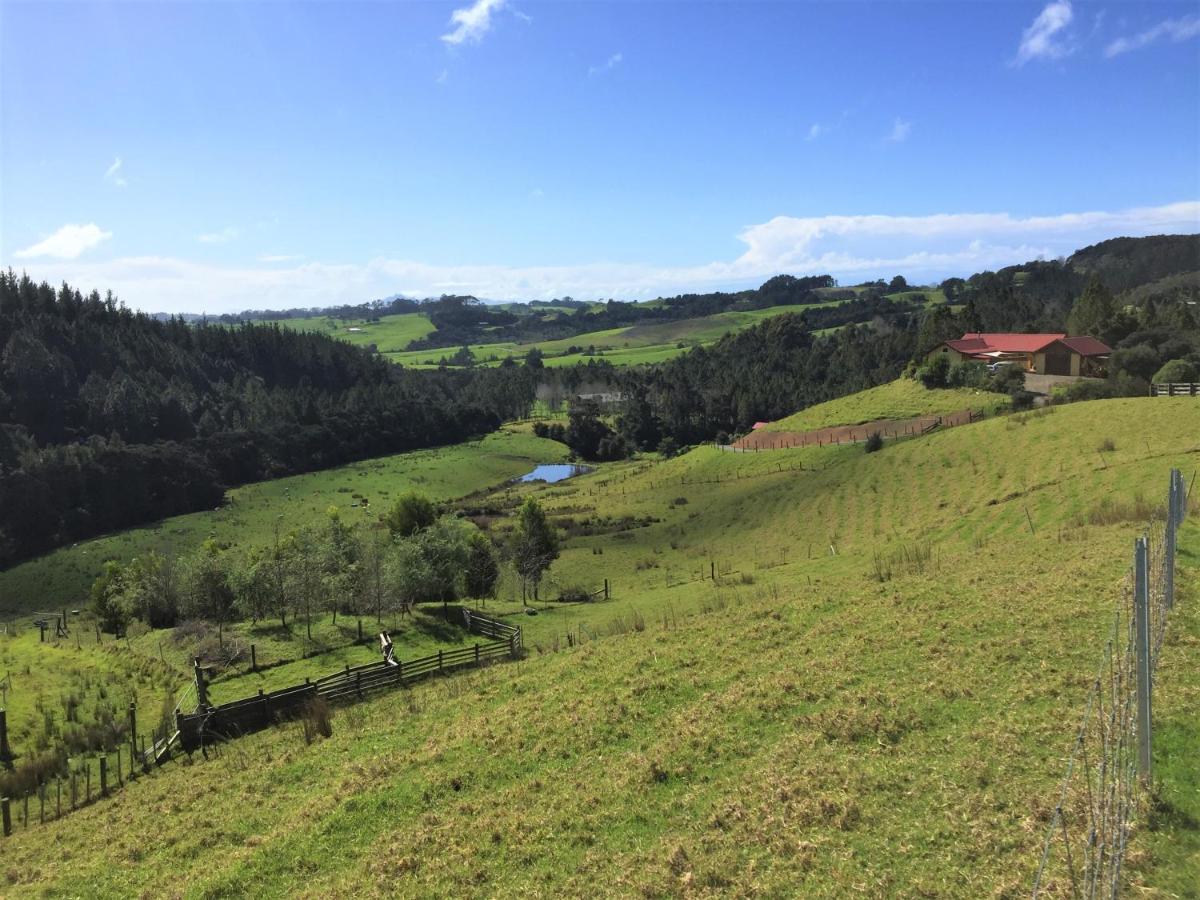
[175,609,520,753]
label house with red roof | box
[926,333,1111,377]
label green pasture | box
[763,379,1011,432]
[1,393,1196,896]
[261,313,436,353]
[381,301,851,369]
[0,431,567,619]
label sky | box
[1,0,1198,314]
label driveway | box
[1023,374,1103,395]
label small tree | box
[181,540,237,648]
[90,561,132,635]
[384,539,433,617]
[864,432,883,453]
[512,497,559,604]
[464,530,501,603]
[383,492,437,538]
[358,528,391,624]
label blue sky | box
[2,0,1198,313]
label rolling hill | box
[1,390,1196,896]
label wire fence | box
[1031,469,1188,898]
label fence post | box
[99,756,108,797]
[0,708,10,768]
[127,703,137,779]
[1,797,9,837]
[251,644,257,672]
[194,657,208,708]
[1135,536,1153,782]
[1166,470,1178,609]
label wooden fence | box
[1,608,521,839]
[176,608,521,753]
[1151,382,1200,397]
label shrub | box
[1152,358,1198,384]
[1097,438,1116,452]
[383,492,437,537]
[300,697,333,744]
[714,431,730,446]
[864,432,883,453]
[556,585,592,603]
[1010,390,1037,411]
[947,361,987,389]
[917,355,950,389]
[988,366,1026,394]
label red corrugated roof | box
[957,332,1066,352]
[1060,335,1112,356]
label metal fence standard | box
[1031,469,1189,898]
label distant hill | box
[1068,234,1200,294]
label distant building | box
[927,333,1111,377]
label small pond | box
[518,464,592,483]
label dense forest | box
[2,234,1197,567]
[0,271,539,569]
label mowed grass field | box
[0,431,568,619]
[2,395,1197,896]
[262,312,437,353]
[763,378,1011,432]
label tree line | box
[0,271,541,568]
[90,493,560,643]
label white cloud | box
[14,223,112,259]
[1014,0,1074,65]
[436,68,449,84]
[441,0,506,46]
[104,157,127,188]
[806,123,828,142]
[259,254,304,263]
[7,202,1196,314]
[886,118,912,143]
[1105,15,1200,57]
[198,226,240,244]
[588,52,623,76]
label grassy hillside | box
[262,312,436,352]
[762,379,1010,432]
[381,303,833,369]
[0,431,567,619]
[2,396,1197,895]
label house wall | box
[1070,354,1081,377]
[1033,352,1045,374]
[927,346,966,364]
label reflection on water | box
[518,464,592,483]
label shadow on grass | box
[408,608,467,644]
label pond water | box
[518,464,592,483]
